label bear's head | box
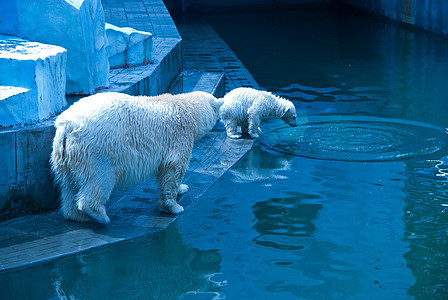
[187,91,224,140]
[281,103,298,127]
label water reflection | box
[209,7,448,297]
[244,155,415,298]
[229,146,294,183]
[0,224,224,299]
[252,192,323,250]
[403,157,448,298]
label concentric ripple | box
[259,116,448,162]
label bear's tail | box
[50,126,68,183]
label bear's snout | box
[288,119,298,127]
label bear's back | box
[221,88,276,122]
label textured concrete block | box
[0,0,110,95]
[0,35,67,126]
[106,23,153,68]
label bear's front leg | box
[156,165,185,215]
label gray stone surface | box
[175,19,259,93]
[0,120,59,221]
[102,0,181,39]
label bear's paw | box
[178,184,189,195]
[228,133,242,139]
[82,206,111,224]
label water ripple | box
[259,116,448,162]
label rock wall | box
[343,0,448,36]
[166,0,335,11]
[165,0,448,36]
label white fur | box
[220,87,298,139]
[50,91,223,224]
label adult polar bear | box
[220,87,298,139]
[51,91,223,224]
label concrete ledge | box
[106,23,154,68]
[169,70,226,98]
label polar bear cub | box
[220,87,298,139]
[51,91,223,224]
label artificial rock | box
[0,0,109,95]
[0,35,67,126]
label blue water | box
[207,8,448,299]
[1,7,448,300]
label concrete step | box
[168,70,225,98]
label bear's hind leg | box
[223,119,241,139]
[75,173,115,224]
[60,179,90,222]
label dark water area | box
[209,8,448,129]
[1,8,447,300]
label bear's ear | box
[214,98,224,108]
[281,106,291,117]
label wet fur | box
[220,87,297,139]
[51,91,223,224]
